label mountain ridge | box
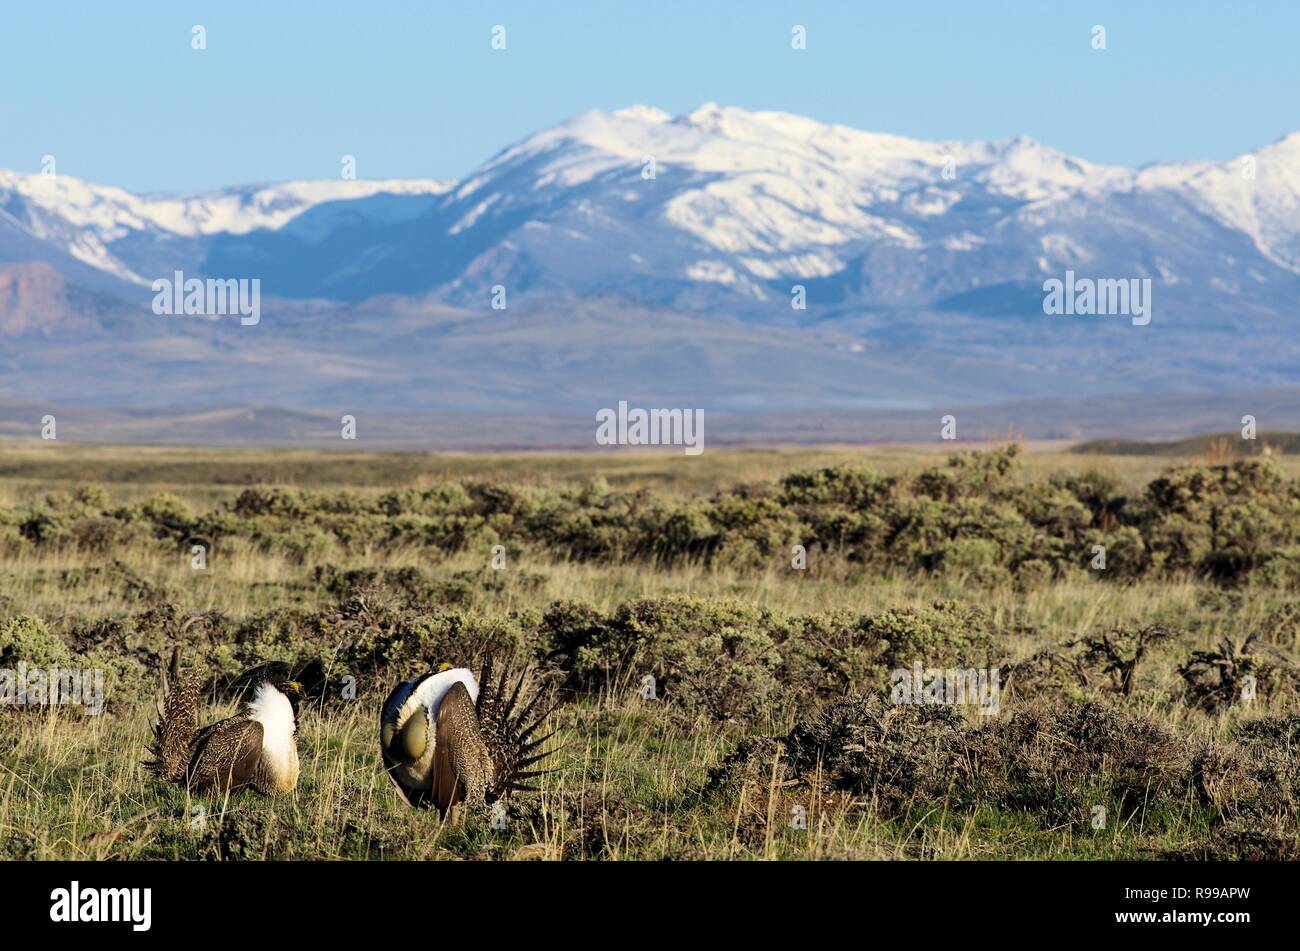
[5,104,1299,306]
[1,104,1298,422]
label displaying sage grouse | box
[145,671,303,795]
[379,657,555,815]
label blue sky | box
[2,1,1296,193]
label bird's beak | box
[437,662,451,672]
[287,680,303,693]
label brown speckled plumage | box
[435,682,493,807]
[145,674,298,795]
[380,656,557,816]
[147,671,201,781]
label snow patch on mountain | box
[1,104,1298,311]
[0,171,455,285]
[1137,132,1300,272]
[1,172,453,238]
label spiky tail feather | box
[476,654,560,802]
[144,671,201,781]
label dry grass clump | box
[1179,635,1300,713]
[1000,649,1090,701]
[708,690,1300,854]
[709,694,967,815]
[1165,818,1300,860]
[965,700,1194,822]
[1226,715,1300,816]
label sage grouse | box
[379,657,555,815]
[146,672,303,795]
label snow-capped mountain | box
[2,105,1299,419]
[3,103,1298,316]
[0,172,454,289]
[407,103,1300,320]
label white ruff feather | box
[390,668,479,789]
[247,682,299,788]
[412,668,479,713]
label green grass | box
[2,441,1299,860]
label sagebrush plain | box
[3,437,1299,860]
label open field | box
[8,434,1300,501]
[3,438,1300,860]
